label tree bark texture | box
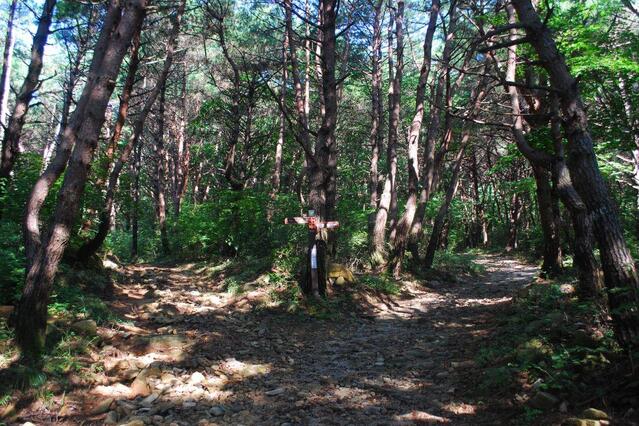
[388,0,439,277]
[513,0,639,349]
[14,0,147,359]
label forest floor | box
[3,254,629,425]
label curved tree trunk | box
[513,0,639,349]
[77,1,184,261]
[13,0,147,360]
[23,2,123,270]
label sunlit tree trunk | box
[389,0,439,276]
[371,0,403,265]
[367,0,383,217]
[408,1,458,262]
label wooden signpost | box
[284,210,339,297]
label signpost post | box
[284,210,339,297]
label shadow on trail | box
[9,254,538,425]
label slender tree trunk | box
[304,0,311,117]
[532,165,562,277]
[173,69,189,218]
[13,0,147,360]
[367,0,383,216]
[271,30,288,197]
[131,141,141,260]
[154,83,170,255]
[423,137,468,269]
[506,191,521,252]
[389,0,439,276]
[77,0,184,261]
[75,34,141,261]
[408,1,458,261]
[387,0,403,237]
[0,0,18,140]
[371,0,403,264]
[471,147,488,245]
[23,2,123,269]
[513,0,639,349]
[0,0,57,179]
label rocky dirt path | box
[57,254,538,425]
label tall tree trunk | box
[371,0,403,264]
[423,137,468,269]
[23,2,123,269]
[75,34,141,261]
[387,0,403,237]
[532,165,562,277]
[131,141,142,260]
[13,0,147,360]
[501,5,561,273]
[513,0,639,349]
[0,0,18,140]
[154,83,170,255]
[303,0,338,295]
[271,30,288,197]
[389,0,439,276]
[367,0,383,216]
[408,1,458,262]
[173,68,189,218]
[0,0,56,179]
[505,191,521,252]
[77,0,184,261]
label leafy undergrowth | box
[469,277,639,424]
[434,250,487,276]
[189,255,408,320]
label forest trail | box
[77,254,538,425]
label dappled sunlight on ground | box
[5,254,541,425]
